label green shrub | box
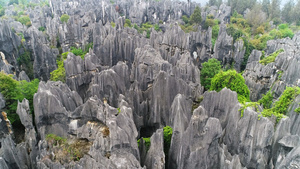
[190,6,202,24]
[258,90,274,109]
[38,26,45,32]
[124,19,132,27]
[18,15,31,25]
[111,21,116,28]
[154,24,160,32]
[19,79,40,114]
[239,102,260,117]
[200,58,221,90]
[0,72,39,124]
[17,51,34,79]
[182,15,190,24]
[210,70,250,103]
[272,87,300,115]
[70,47,85,59]
[50,60,66,83]
[260,87,300,123]
[179,24,197,33]
[278,24,288,30]
[163,126,172,165]
[137,137,151,151]
[259,49,284,65]
[212,24,219,48]
[60,14,70,23]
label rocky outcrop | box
[144,129,165,169]
[213,24,233,67]
[169,106,222,169]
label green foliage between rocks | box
[137,137,151,151]
[210,70,250,103]
[0,72,39,124]
[17,15,31,26]
[50,43,93,83]
[259,49,284,65]
[190,6,202,24]
[243,87,300,123]
[163,126,172,166]
[60,14,70,23]
[200,58,221,90]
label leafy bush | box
[154,24,160,32]
[124,19,132,27]
[179,24,197,33]
[18,15,31,26]
[260,87,300,122]
[19,79,39,114]
[210,70,250,103]
[212,24,219,48]
[190,6,202,24]
[50,60,66,83]
[163,126,172,165]
[38,26,45,32]
[137,137,151,151]
[272,87,300,115]
[60,14,70,23]
[259,49,284,65]
[17,51,34,79]
[111,21,116,28]
[258,90,273,109]
[200,58,221,90]
[70,47,85,59]
[182,15,190,24]
[0,72,39,124]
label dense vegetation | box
[50,44,93,82]
[60,14,70,23]
[259,49,284,65]
[200,58,221,90]
[0,71,39,124]
[210,70,250,103]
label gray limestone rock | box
[213,24,233,66]
[34,81,83,139]
[201,88,239,128]
[144,129,165,169]
[170,106,222,169]
[0,93,5,111]
[18,71,30,82]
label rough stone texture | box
[144,129,165,169]
[233,39,245,72]
[18,71,30,82]
[201,88,239,128]
[34,81,83,139]
[0,93,5,110]
[213,24,233,67]
[169,106,222,169]
[243,33,300,101]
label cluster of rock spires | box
[0,0,300,168]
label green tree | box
[262,0,270,17]
[282,0,294,23]
[0,72,22,123]
[210,70,250,103]
[18,15,31,26]
[60,14,70,23]
[50,60,66,83]
[19,79,39,114]
[269,0,281,19]
[190,6,202,24]
[200,58,221,90]
[0,72,39,124]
